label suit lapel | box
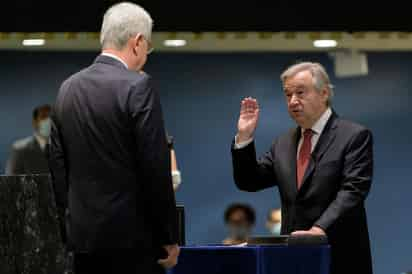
[30,137,43,154]
[30,136,48,160]
[298,112,339,192]
[312,113,338,162]
[94,55,128,70]
[286,128,300,199]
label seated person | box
[6,104,51,175]
[265,208,282,235]
[222,203,256,245]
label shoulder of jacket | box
[12,136,34,150]
[130,71,152,88]
[336,117,369,134]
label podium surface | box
[168,245,330,274]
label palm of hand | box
[238,111,258,133]
[237,98,260,138]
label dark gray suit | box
[6,136,49,175]
[231,112,373,274]
[48,55,178,273]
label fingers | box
[157,256,178,269]
[240,97,259,115]
[242,97,259,110]
[291,230,309,236]
[158,245,180,269]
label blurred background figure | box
[222,203,256,245]
[5,104,51,175]
[265,208,282,236]
[167,134,182,191]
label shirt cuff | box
[234,135,254,149]
[172,170,182,190]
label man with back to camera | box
[231,62,373,274]
[48,3,179,274]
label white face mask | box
[269,223,281,235]
[38,118,51,138]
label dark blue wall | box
[0,50,411,274]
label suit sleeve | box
[315,129,373,231]
[5,146,24,175]
[231,140,278,192]
[129,76,178,246]
[47,109,69,244]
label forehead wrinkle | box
[284,83,306,92]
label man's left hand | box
[291,226,326,236]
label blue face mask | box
[38,118,51,138]
[270,223,281,235]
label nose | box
[289,94,299,107]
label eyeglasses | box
[147,45,154,55]
[142,35,154,55]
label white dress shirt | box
[34,133,47,151]
[235,108,333,158]
[296,107,332,156]
[101,53,129,69]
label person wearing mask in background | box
[222,203,256,245]
[48,3,179,274]
[167,134,182,191]
[6,104,51,175]
[265,208,282,236]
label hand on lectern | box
[237,97,260,143]
[291,226,326,236]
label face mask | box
[269,223,281,236]
[228,225,250,240]
[38,118,51,138]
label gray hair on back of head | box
[280,62,334,106]
[100,2,153,50]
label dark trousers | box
[74,250,165,274]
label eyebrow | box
[284,85,305,92]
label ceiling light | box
[22,39,45,46]
[313,40,337,48]
[163,39,187,47]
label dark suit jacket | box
[48,55,178,258]
[231,112,373,274]
[6,136,49,175]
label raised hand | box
[237,97,260,143]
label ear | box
[132,34,144,53]
[321,88,329,103]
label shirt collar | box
[101,53,128,69]
[302,107,332,136]
[34,133,47,150]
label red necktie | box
[297,129,313,189]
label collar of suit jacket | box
[301,107,332,137]
[94,54,129,71]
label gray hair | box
[100,2,153,50]
[280,62,334,106]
